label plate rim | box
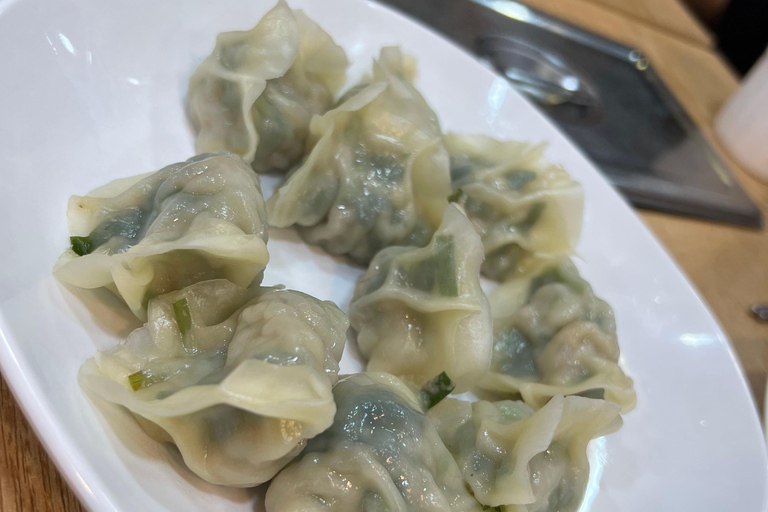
[0,0,765,510]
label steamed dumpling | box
[267,46,451,264]
[479,258,636,412]
[79,279,348,486]
[428,396,622,511]
[349,204,492,392]
[188,0,348,173]
[265,372,482,511]
[445,134,583,281]
[54,153,269,320]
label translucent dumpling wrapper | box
[265,372,482,512]
[54,153,269,320]
[188,0,348,173]
[445,134,583,281]
[479,258,636,412]
[349,204,492,392]
[267,46,452,264]
[428,395,622,511]
[79,279,348,487]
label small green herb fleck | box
[481,506,502,511]
[505,170,537,191]
[448,188,465,203]
[70,236,93,256]
[420,371,455,410]
[173,298,192,337]
[128,368,166,391]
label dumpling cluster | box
[350,204,492,391]
[480,258,636,412]
[428,395,622,512]
[265,372,482,512]
[267,46,452,264]
[188,0,348,173]
[445,134,583,281]
[80,279,348,486]
[59,1,637,509]
[54,153,269,319]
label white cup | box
[715,50,768,181]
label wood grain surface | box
[582,0,714,46]
[1,0,764,510]
[0,378,84,512]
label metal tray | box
[381,0,762,227]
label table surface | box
[581,0,714,46]
[2,0,766,510]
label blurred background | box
[686,0,767,75]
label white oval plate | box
[0,0,766,510]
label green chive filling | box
[505,169,537,191]
[434,235,458,297]
[517,202,546,235]
[528,265,586,298]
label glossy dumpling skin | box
[188,0,348,173]
[445,134,583,281]
[54,153,269,320]
[265,372,482,512]
[79,279,348,487]
[349,204,492,392]
[267,46,452,264]
[428,396,622,511]
[479,258,636,412]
